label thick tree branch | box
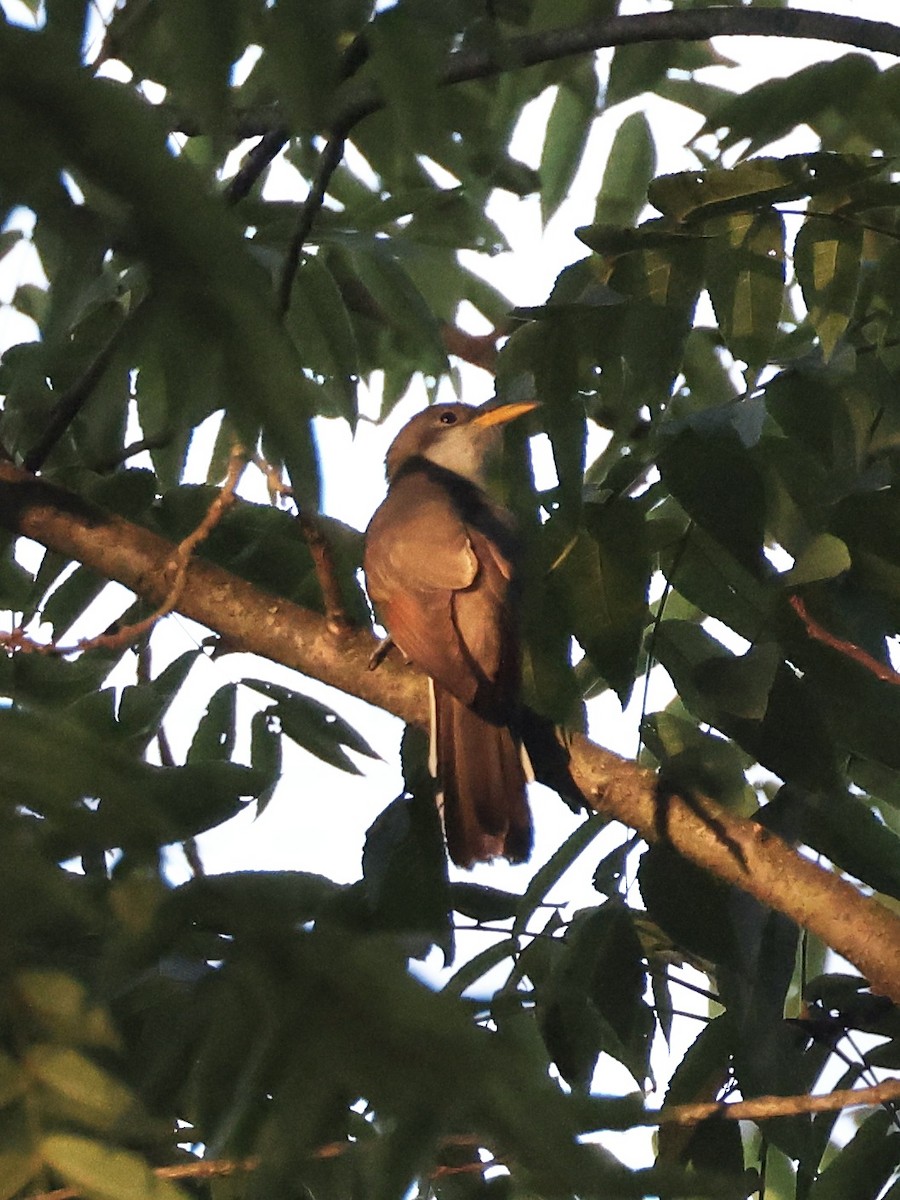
[3,461,900,1003]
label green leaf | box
[285,253,359,425]
[0,21,321,504]
[642,712,755,813]
[250,708,282,813]
[168,870,341,933]
[14,972,118,1050]
[548,499,650,705]
[705,209,785,368]
[0,1051,25,1110]
[794,215,862,362]
[188,684,238,764]
[539,902,653,1089]
[652,622,843,791]
[593,111,656,229]
[783,533,851,587]
[606,39,728,111]
[264,1,364,134]
[360,789,452,963]
[443,938,518,999]
[540,62,598,225]
[41,1134,188,1200]
[28,1045,139,1133]
[243,678,378,774]
[116,650,203,747]
[658,427,766,575]
[40,564,109,637]
[704,57,883,156]
[513,815,608,938]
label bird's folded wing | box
[364,473,513,709]
[365,473,477,594]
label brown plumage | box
[363,400,537,867]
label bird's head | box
[385,400,539,487]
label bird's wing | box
[449,525,516,709]
[365,472,484,704]
[365,473,478,594]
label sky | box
[0,0,894,1166]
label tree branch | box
[322,9,900,136]
[657,1076,900,1127]
[169,11,900,146]
[2,461,900,1003]
[276,131,347,317]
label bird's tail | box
[432,681,533,868]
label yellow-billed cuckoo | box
[363,400,538,868]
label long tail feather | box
[434,684,532,867]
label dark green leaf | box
[807,1111,900,1200]
[187,684,238,764]
[244,678,378,773]
[658,426,766,575]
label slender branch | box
[277,131,347,317]
[2,463,900,1004]
[790,594,900,684]
[229,27,369,240]
[250,453,356,634]
[657,1076,900,1126]
[226,127,290,205]
[324,9,900,136]
[94,433,171,473]
[294,508,356,635]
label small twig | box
[790,594,900,685]
[295,508,355,636]
[658,1076,900,1126]
[779,208,900,245]
[226,127,290,205]
[0,446,247,659]
[250,451,355,635]
[27,1156,261,1200]
[94,433,171,472]
[227,26,370,216]
[251,451,292,505]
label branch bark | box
[3,461,900,1004]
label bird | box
[363,399,539,868]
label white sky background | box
[0,0,896,1171]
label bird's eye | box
[439,411,458,425]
